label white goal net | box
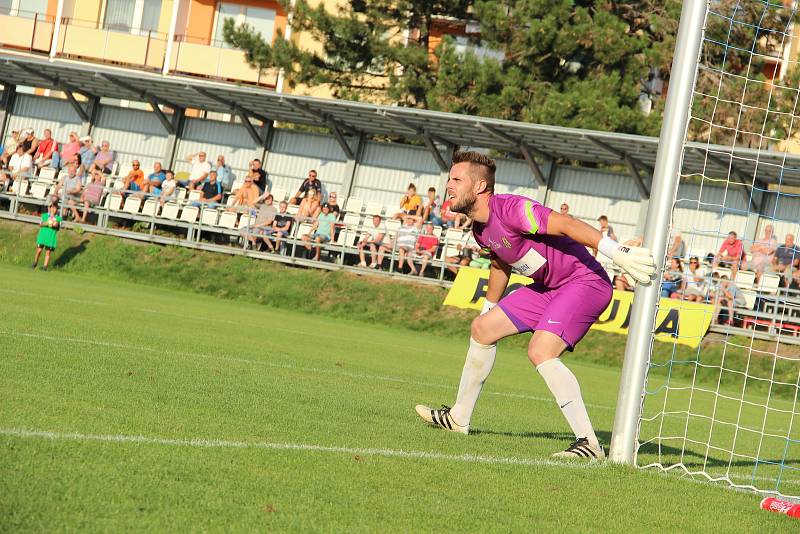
[635,0,800,499]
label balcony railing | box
[0,13,278,88]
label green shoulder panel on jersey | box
[524,200,539,234]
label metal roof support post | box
[744,184,771,247]
[328,119,355,160]
[625,157,651,200]
[147,97,176,135]
[340,133,366,201]
[0,84,17,146]
[237,110,263,147]
[259,120,275,173]
[79,95,99,137]
[163,107,185,171]
[540,159,558,206]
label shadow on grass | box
[52,239,89,268]
[470,428,613,444]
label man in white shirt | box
[182,151,211,189]
[680,256,707,302]
[358,214,387,268]
[6,144,32,190]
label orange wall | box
[185,0,287,45]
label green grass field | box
[1,263,798,532]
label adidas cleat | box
[415,404,469,435]
[552,437,605,460]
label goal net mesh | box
[636,0,800,499]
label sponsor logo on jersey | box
[501,237,512,249]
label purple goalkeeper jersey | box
[472,194,609,288]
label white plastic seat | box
[108,192,124,211]
[200,207,220,226]
[38,167,56,180]
[112,179,125,190]
[30,182,48,199]
[344,197,363,214]
[735,270,756,289]
[385,218,401,232]
[218,210,238,229]
[176,187,188,200]
[236,213,255,230]
[741,289,758,311]
[12,179,28,196]
[116,162,132,177]
[188,189,202,201]
[712,266,731,280]
[759,273,781,295]
[364,202,383,216]
[230,179,245,194]
[160,202,180,220]
[286,204,300,216]
[342,213,361,227]
[122,197,142,214]
[180,205,199,223]
[141,199,160,217]
[295,222,314,238]
[431,226,443,238]
[225,195,236,206]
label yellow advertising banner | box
[443,267,714,348]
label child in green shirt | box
[32,203,62,271]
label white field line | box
[0,330,615,411]
[0,428,604,470]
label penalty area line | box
[0,428,606,471]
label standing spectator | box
[560,203,570,215]
[249,159,268,193]
[33,129,57,171]
[20,128,38,157]
[264,200,293,252]
[667,232,685,259]
[147,162,166,194]
[660,257,683,298]
[32,203,62,271]
[158,170,178,206]
[193,170,223,207]
[677,256,707,301]
[1,128,20,167]
[59,132,81,168]
[597,215,616,240]
[712,275,746,325]
[182,151,211,189]
[290,169,322,205]
[748,224,777,276]
[301,202,336,261]
[243,194,276,249]
[422,187,443,225]
[357,214,386,268]
[413,223,440,276]
[393,183,422,219]
[214,155,234,191]
[75,170,105,223]
[78,136,96,172]
[122,160,145,194]
[714,230,746,271]
[8,144,32,183]
[92,141,115,174]
[774,233,798,282]
[231,176,260,209]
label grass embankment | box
[1,219,796,395]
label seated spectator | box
[661,257,683,298]
[249,159,268,193]
[263,200,293,253]
[393,183,422,219]
[413,223,439,276]
[59,132,81,168]
[214,155,234,191]
[667,232,685,259]
[231,176,260,209]
[193,170,223,207]
[290,169,322,205]
[773,233,798,283]
[20,128,38,157]
[1,128,20,168]
[74,170,105,223]
[714,230,746,272]
[301,202,336,261]
[559,202,569,215]
[181,151,211,189]
[243,195,277,250]
[676,256,707,302]
[712,275,746,326]
[326,191,341,218]
[8,144,32,185]
[54,162,82,211]
[122,160,145,195]
[598,215,616,240]
[357,214,386,268]
[33,129,57,171]
[422,187,442,225]
[790,265,800,292]
[78,136,96,172]
[446,236,480,274]
[158,170,178,206]
[91,140,114,174]
[377,215,421,272]
[146,162,166,194]
[748,224,777,276]
[297,190,322,220]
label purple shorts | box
[497,278,612,350]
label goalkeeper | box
[416,151,655,459]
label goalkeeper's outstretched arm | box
[546,212,656,285]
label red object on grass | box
[761,497,800,518]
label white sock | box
[449,338,497,427]
[536,358,600,449]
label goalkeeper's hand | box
[598,236,656,285]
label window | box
[104,0,163,35]
[453,35,505,63]
[1,0,49,18]
[213,3,276,48]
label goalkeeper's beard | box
[450,191,478,218]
